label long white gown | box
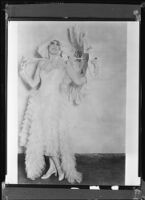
[19,57,82,183]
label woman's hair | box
[50,40,61,46]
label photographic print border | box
[6,22,140,186]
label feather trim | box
[19,96,33,147]
[25,111,45,180]
[59,96,82,184]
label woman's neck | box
[49,54,59,61]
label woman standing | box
[19,39,86,184]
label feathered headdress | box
[67,26,89,76]
[67,26,85,58]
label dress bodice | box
[37,58,69,97]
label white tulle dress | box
[19,57,82,183]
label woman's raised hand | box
[90,57,98,65]
[90,57,100,76]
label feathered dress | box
[19,57,82,183]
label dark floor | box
[18,153,125,185]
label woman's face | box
[48,40,61,55]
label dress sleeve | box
[65,60,87,86]
[19,59,41,89]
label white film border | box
[125,21,140,185]
[6,21,141,185]
[6,21,18,183]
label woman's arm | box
[19,57,41,88]
[65,59,87,86]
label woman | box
[19,39,86,183]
